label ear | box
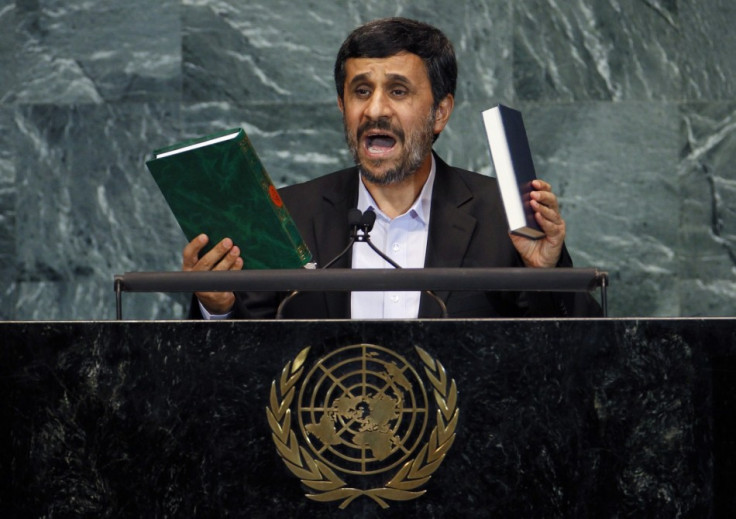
[432,94,454,134]
[337,96,345,114]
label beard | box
[344,108,437,186]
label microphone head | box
[348,208,363,227]
[361,210,376,232]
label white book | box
[482,104,545,240]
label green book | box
[146,128,313,269]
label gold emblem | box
[266,344,459,509]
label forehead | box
[344,52,430,84]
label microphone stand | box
[276,209,448,319]
[321,208,366,269]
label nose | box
[364,89,392,121]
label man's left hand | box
[509,179,566,268]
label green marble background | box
[1,0,734,320]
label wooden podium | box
[1,318,732,517]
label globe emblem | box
[297,344,430,475]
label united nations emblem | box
[266,344,459,509]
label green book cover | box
[146,128,313,270]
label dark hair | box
[334,17,457,106]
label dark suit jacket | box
[190,153,601,319]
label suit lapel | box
[312,169,360,318]
[420,154,478,317]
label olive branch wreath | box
[266,345,459,509]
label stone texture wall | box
[1,0,734,320]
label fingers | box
[535,211,566,243]
[528,180,566,245]
[182,234,243,272]
[530,179,561,222]
[182,234,209,270]
[530,179,558,208]
[531,196,562,225]
[531,179,551,192]
[202,238,242,272]
[180,234,241,315]
[510,180,567,268]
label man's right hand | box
[182,234,243,314]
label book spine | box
[236,133,312,266]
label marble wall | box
[0,0,734,320]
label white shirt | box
[350,156,435,319]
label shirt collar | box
[356,154,436,225]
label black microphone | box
[358,209,376,234]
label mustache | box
[356,119,405,143]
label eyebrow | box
[348,72,412,87]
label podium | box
[1,318,733,517]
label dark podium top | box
[1,319,732,517]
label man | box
[183,17,601,319]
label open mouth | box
[364,133,397,155]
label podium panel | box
[1,319,732,517]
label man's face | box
[338,53,450,185]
